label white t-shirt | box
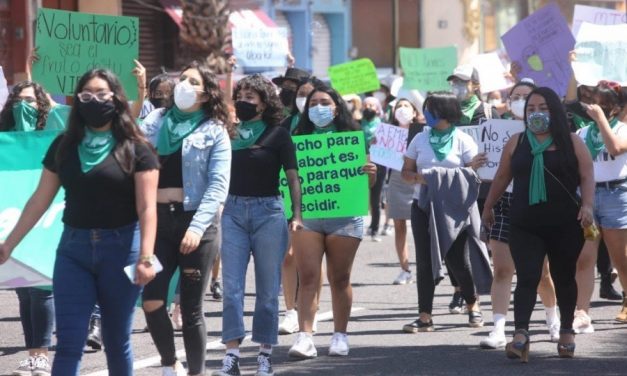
[405,126,478,199]
[577,121,627,182]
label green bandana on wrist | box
[460,96,481,125]
[429,126,456,161]
[526,130,553,205]
[78,128,116,173]
[231,119,267,150]
[585,117,619,159]
[12,101,39,132]
[157,106,205,155]
[361,117,380,144]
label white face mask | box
[489,99,502,107]
[295,97,307,114]
[394,106,414,125]
[510,99,526,119]
[174,80,198,110]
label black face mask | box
[149,97,171,109]
[362,108,377,121]
[279,88,296,107]
[78,99,116,128]
[235,100,259,122]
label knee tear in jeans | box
[183,269,202,283]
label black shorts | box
[489,192,511,243]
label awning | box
[159,0,276,29]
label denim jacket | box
[140,109,231,235]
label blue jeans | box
[52,223,141,376]
[16,287,55,349]
[221,195,288,345]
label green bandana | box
[12,101,39,131]
[429,126,456,161]
[231,119,267,150]
[78,128,116,173]
[289,113,300,134]
[526,130,553,205]
[572,112,595,130]
[361,117,380,144]
[313,124,337,134]
[460,96,481,125]
[45,105,71,131]
[157,106,205,155]
[585,117,619,159]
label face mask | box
[424,109,440,128]
[78,99,116,129]
[279,88,296,107]
[451,84,469,101]
[12,100,39,130]
[363,108,377,121]
[527,111,550,134]
[235,100,259,122]
[308,104,335,128]
[489,99,501,107]
[373,92,387,104]
[174,81,198,110]
[395,107,414,125]
[295,97,307,114]
[149,97,171,109]
[510,99,526,119]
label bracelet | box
[138,255,153,263]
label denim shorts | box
[594,182,627,229]
[301,216,364,239]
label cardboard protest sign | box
[32,8,139,99]
[501,3,574,97]
[572,4,626,38]
[232,27,289,67]
[470,52,512,94]
[399,46,457,91]
[0,66,8,110]
[458,120,525,180]
[0,131,63,289]
[279,131,369,219]
[572,22,627,86]
[369,122,408,171]
[328,58,380,95]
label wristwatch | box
[139,255,156,267]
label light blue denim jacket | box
[140,109,231,236]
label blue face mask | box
[527,111,550,134]
[308,104,335,128]
[423,109,440,128]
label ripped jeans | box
[142,203,219,375]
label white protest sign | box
[471,52,512,94]
[232,27,289,67]
[369,122,409,171]
[572,4,626,38]
[0,66,8,110]
[572,22,627,86]
[459,120,525,180]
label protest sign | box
[572,22,627,86]
[470,52,512,94]
[328,58,380,95]
[232,27,289,67]
[369,123,408,171]
[399,46,457,91]
[458,120,525,180]
[0,66,8,110]
[0,131,63,289]
[32,8,139,99]
[572,4,626,38]
[279,131,369,219]
[501,3,574,97]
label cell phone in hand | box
[123,257,163,283]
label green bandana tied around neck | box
[289,113,300,134]
[12,101,39,131]
[157,106,205,155]
[585,117,619,160]
[460,96,481,125]
[572,112,595,130]
[231,119,267,150]
[313,123,337,134]
[78,128,116,173]
[526,130,553,205]
[429,126,456,161]
[361,117,380,144]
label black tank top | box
[158,148,183,188]
[509,134,580,226]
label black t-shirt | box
[43,135,159,229]
[229,125,297,197]
[158,148,183,188]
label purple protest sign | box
[501,3,575,97]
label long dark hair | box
[0,81,51,131]
[179,61,230,127]
[595,81,624,118]
[294,85,359,135]
[524,87,579,186]
[233,74,284,127]
[56,69,151,174]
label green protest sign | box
[328,58,380,95]
[32,8,139,99]
[279,131,369,219]
[400,46,458,91]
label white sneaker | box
[479,330,506,349]
[31,355,51,376]
[393,270,415,285]
[572,310,594,334]
[278,309,299,334]
[288,332,317,359]
[312,313,318,333]
[548,321,561,342]
[328,332,349,356]
[162,361,186,376]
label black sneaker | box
[211,281,223,300]
[448,291,465,314]
[212,354,240,376]
[256,353,274,376]
[86,318,102,350]
[468,310,484,327]
[402,319,434,333]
